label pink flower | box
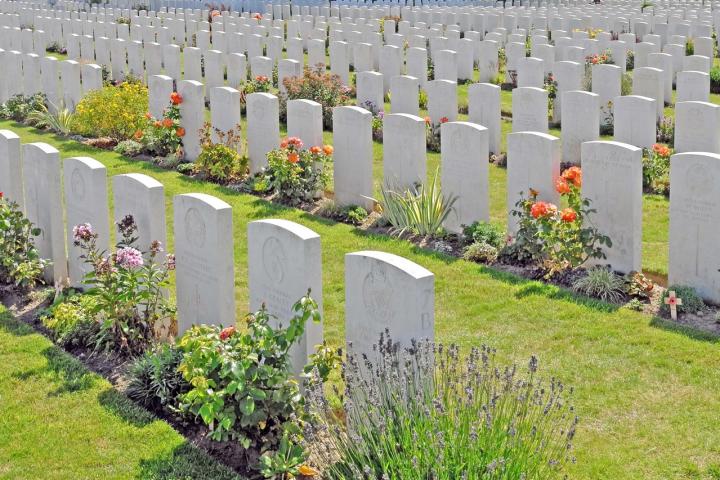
[73,223,94,242]
[116,247,144,269]
[166,254,176,271]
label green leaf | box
[239,396,255,415]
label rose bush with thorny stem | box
[252,137,332,205]
[508,167,612,276]
[134,91,185,158]
[73,215,176,355]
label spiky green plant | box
[377,169,457,237]
[27,101,75,135]
[572,267,626,303]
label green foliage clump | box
[306,336,578,479]
[177,294,321,473]
[462,242,499,263]
[0,93,47,122]
[572,267,626,303]
[41,293,99,347]
[114,139,145,157]
[0,195,49,289]
[126,343,189,412]
[342,205,368,225]
[194,123,246,182]
[26,101,75,134]
[377,170,457,237]
[462,221,505,248]
[642,144,672,196]
[72,81,148,141]
[710,66,720,94]
[660,285,705,316]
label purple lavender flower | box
[166,253,176,271]
[116,247,144,269]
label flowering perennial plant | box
[305,332,578,479]
[425,115,449,152]
[73,215,176,355]
[0,192,49,289]
[508,167,612,274]
[73,81,148,141]
[134,91,184,158]
[253,137,332,205]
[642,143,672,195]
[281,66,353,128]
[194,122,246,182]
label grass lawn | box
[2,121,720,479]
[0,304,241,480]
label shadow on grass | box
[137,442,243,480]
[98,387,156,428]
[12,345,97,395]
[649,316,720,344]
[0,311,36,336]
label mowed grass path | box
[0,307,241,480]
[2,121,720,479]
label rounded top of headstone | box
[113,173,164,190]
[346,250,433,280]
[249,219,320,241]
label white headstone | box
[174,193,235,334]
[675,101,720,154]
[0,130,22,210]
[247,92,280,174]
[333,105,373,210]
[247,219,323,376]
[383,113,427,189]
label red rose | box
[561,208,577,223]
[219,326,236,340]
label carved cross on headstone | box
[664,290,683,321]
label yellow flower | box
[298,465,319,476]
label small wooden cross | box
[664,290,683,320]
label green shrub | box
[462,221,505,248]
[660,285,705,316]
[114,139,145,157]
[72,81,148,141]
[194,123,246,182]
[0,93,47,122]
[342,205,368,225]
[624,271,655,299]
[621,72,633,95]
[686,39,694,56]
[281,66,353,128]
[710,66,720,93]
[177,294,321,471]
[41,293,98,345]
[462,242,499,263]
[306,337,578,479]
[626,50,635,70]
[572,267,626,303]
[126,343,188,412]
[377,169,457,237]
[0,195,49,289]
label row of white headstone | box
[1,122,719,306]
[0,130,435,374]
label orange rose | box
[562,166,582,187]
[154,121,162,128]
[219,325,236,340]
[310,145,322,154]
[280,138,289,149]
[162,118,173,128]
[424,116,431,124]
[134,129,143,140]
[176,127,185,137]
[323,144,334,155]
[145,112,152,119]
[561,208,577,223]
[555,177,571,194]
[170,91,183,105]
[531,201,548,219]
[288,152,299,163]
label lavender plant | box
[305,331,578,479]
